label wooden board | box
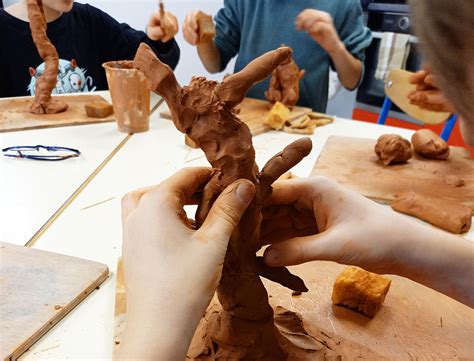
[0,242,109,361]
[385,69,450,125]
[311,136,474,212]
[113,259,474,359]
[0,95,115,133]
[159,97,313,136]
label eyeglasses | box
[2,145,81,161]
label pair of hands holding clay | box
[183,9,343,55]
[118,167,473,359]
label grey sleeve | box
[214,0,241,71]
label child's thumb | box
[198,180,255,246]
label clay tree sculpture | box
[134,44,338,360]
[27,0,68,114]
[265,49,305,109]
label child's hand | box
[261,177,419,275]
[147,9,179,42]
[119,167,255,359]
[408,68,456,113]
[296,9,343,55]
[183,10,202,45]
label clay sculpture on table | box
[411,129,450,160]
[265,51,305,109]
[374,134,413,165]
[391,191,472,234]
[27,0,68,114]
[134,44,338,360]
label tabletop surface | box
[0,96,471,359]
[0,92,161,247]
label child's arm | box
[262,177,474,307]
[296,9,363,90]
[86,4,180,69]
[183,10,221,73]
[183,3,241,74]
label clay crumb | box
[114,340,120,345]
[444,175,465,187]
[291,291,302,297]
[54,305,62,310]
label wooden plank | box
[113,258,474,359]
[311,136,474,212]
[0,242,109,361]
[0,95,115,133]
[385,70,450,125]
[159,97,312,137]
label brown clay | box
[134,44,334,360]
[265,51,305,109]
[391,191,472,234]
[444,175,465,188]
[196,11,216,43]
[103,61,150,133]
[27,0,68,114]
[85,101,114,118]
[412,129,450,160]
[374,134,412,166]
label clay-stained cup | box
[103,61,150,133]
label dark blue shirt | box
[214,0,372,112]
[0,3,180,97]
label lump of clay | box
[391,191,472,234]
[411,129,450,160]
[265,52,305,109]
[332,266,391,318]
[374,134,412,165]
[196,11,215,43]
[264,101,290,130]
[27,0,68,114]
[85,100,114,118]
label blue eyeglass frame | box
[2,145,81,161]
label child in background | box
[183,0,372,112]
[0,0,180,98]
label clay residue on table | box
[265,52,305,109]
[27,0,67,114]
[374,134,412,166]
[444,175,465,187]
[134,43,336,359]
[391,191,472,234]
[412,129,450,160]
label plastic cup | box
[103,60,150,133]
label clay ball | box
[374,134,413,166]
[411,129,450,160]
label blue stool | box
[376,96,457,141]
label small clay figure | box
[195,11,216,43]
[265,51,305,109]
[391,191,472,234]
[412,129,450,160]
[134,44,335,360]
[374,134,413,165]
[27,0,68,114]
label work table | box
[0,92,472,359]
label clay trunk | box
[27,0,67,114]
[134,44,335,359]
